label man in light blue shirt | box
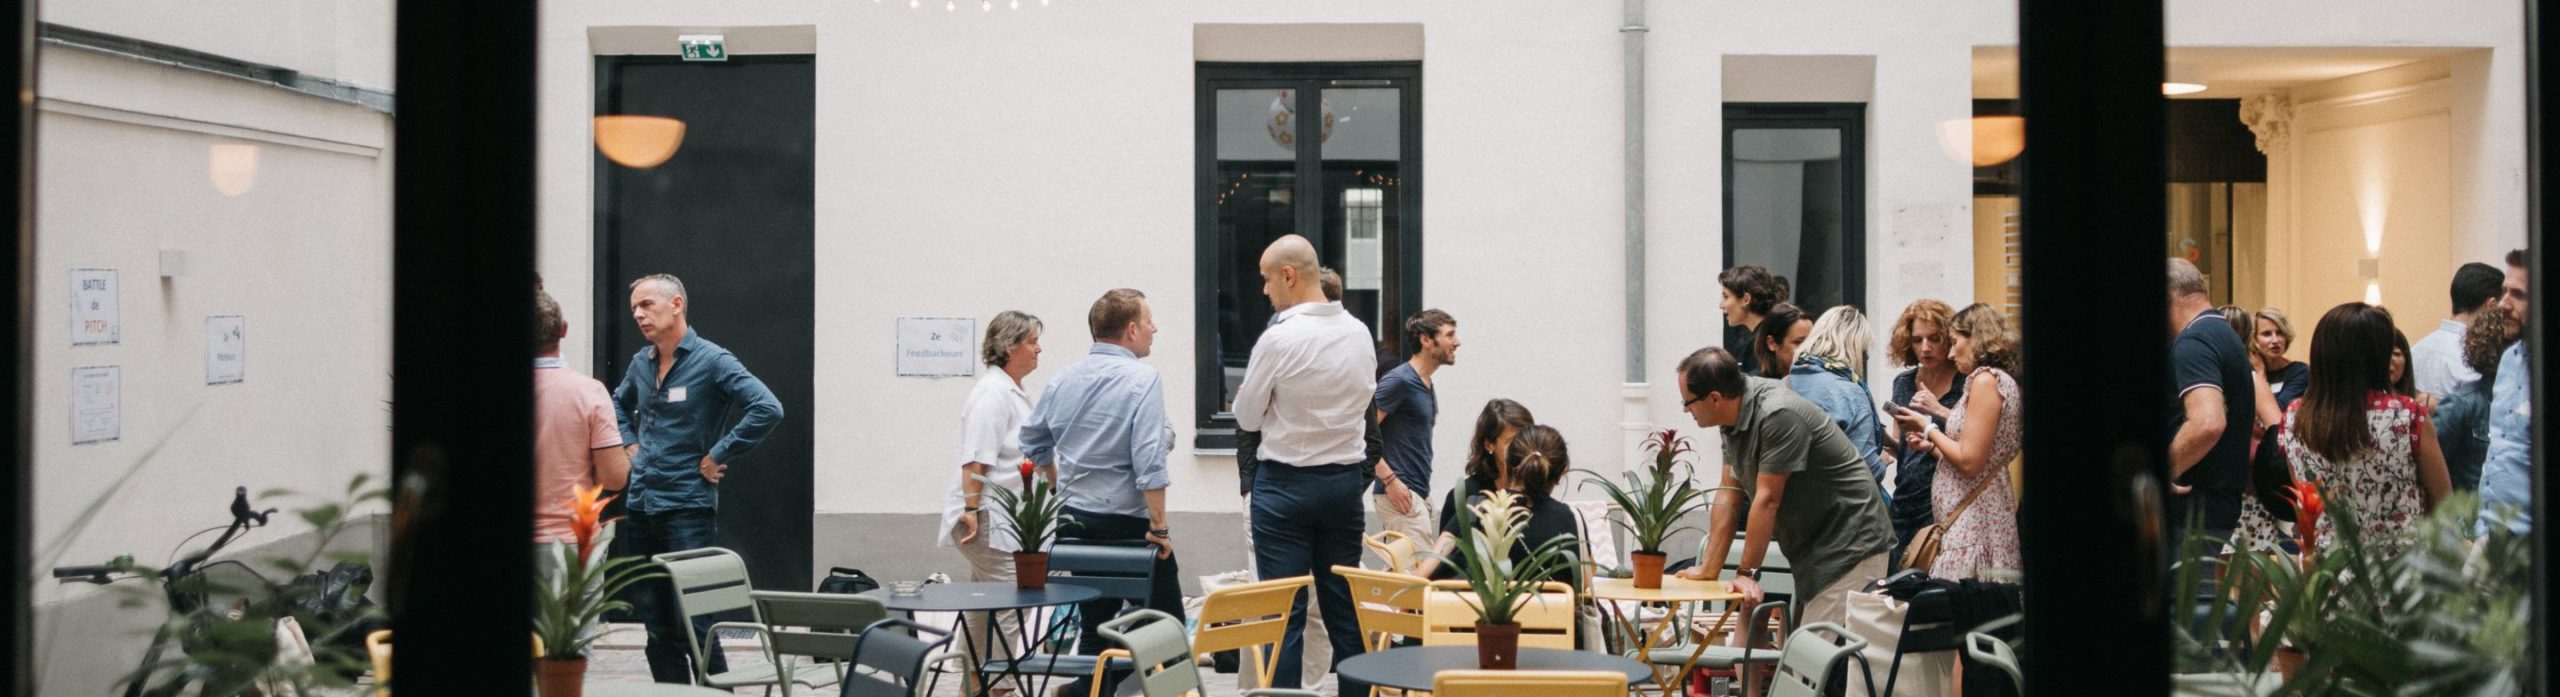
[1019,288,1178,695]
[2479,250,2533,536]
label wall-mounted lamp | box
[593,115,687,169]
[159,250,191,279]
[1936,116,2026,168]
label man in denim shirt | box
[2479,250,2533,536]
[611,274,784,684]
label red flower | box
[562,484,621,569]
[2288,478,2324,561]
[1020,459,1037,480]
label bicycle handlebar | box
[51,565,115,582]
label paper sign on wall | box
[70,268,118,346]
[897,317,977,377]
[71,365,120,445]
[207,315,246,385]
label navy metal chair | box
[839,619,960,697]
[978,541,1155,684]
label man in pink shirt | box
[535,290,630,544]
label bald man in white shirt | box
[1236,235,1378,694]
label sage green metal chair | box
[1094,609,1323,697]
[756,591,891,694]
[1643,600,1792,697]
[1965,631,2023,695]
[1764,622,1875,697]
[653,547,837,695]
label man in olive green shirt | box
[1674,347,1896,627]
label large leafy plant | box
[1578,429,1710,554]
[534,485,664,659]
[2173,483,2533,695]
[972,460,1069,550]
[1426,489,1580,625]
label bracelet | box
[1149,527,1172,536]
[1735,567,1761,581]
[965,505,982,513]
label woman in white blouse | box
[941,310,1044,690]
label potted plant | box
[973,459,1066,589]
[1579,428,1710,588]
[533,485,665,697]
[1428,489,1580,669]
[2172,483,2532,695]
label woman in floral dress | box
[1888,303,2023,578]
[2276,303,2452,556]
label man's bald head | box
[1258,234,1327,310]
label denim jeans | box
[1056,507,1184,697]
[1250,462,1369,695]
[615,507,726,684]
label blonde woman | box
[1888,303,2023,579]
[1788,305,1891,484]
[940,310,1045,694]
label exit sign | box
[679,34,726,62]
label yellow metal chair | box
[1364,531,1421,574]
[1420,580,1575,650]
[1430,670,1628,697]
[366,630,392,697]
[1088,575,1312,696]
[1336,567,1430,697]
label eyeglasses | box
[1682,394,1707,408]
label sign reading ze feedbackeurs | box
[207,315,246,385]
[897,317,977,378]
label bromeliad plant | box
[534,485,664,660]
[1429,489,1582,626]
[971,459,1068,550]
[1579,429,1711,586]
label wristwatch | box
[1735,567,1762,582]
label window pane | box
[1729,125,1851,317]
[1321,87,1402,347]
[1210,88,1298,415]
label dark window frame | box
[1192,61,1423,450]
[1719,102,1867,348]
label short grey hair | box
[2166,258,2207,297]
[1797,305,1872,382]
[982,310,1044,368]
[629,273,687,301]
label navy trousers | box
[1250,462,1369,694]
[616,507,727,684]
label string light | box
[946,0,956,11]
[983,0,992,10]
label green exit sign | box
[679,34,726,62]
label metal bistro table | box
[584,683,736,697]
[1586,576,1746,693]
[862,582,1101,697]
[1336,646,1654,692]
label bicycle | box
[52,486,295,697]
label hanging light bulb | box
[946,0,955,11]
[1011,0,1020,8]
[910,0,919,8]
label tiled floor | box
[584,623,1340,697]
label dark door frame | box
[1192,61,1424,449]
[1718,102,1869,317]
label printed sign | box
[70,268,118,346]
[71,365,120,445]
[207,315,246,384]
[897,317,977,378]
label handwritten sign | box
[897,317,977,377]
[70,269,117,346]
[206,315,246,384]
[71,365,119,445]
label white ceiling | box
[1971,46,2479,99]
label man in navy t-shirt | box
[2164,259,2254,551]
[1374,309,1458,549]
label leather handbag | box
[1900,466,2002,573]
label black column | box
[2017,0,2171,694]
[390,2,537,694]
[1,0,32,691]
[2527,0,2554,692]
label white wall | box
[528,0,2525,534]
[30,26,393,608]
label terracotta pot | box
[1014,552,1050,589]
[2275,646,2308,682]
[1475,622,1521,669]
[536,657,586,697]
[1631,551,1668,589]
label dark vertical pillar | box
[390,1,536,694]
[2527,0,2553,693]
[1,0,31,691]
[2017,0,2170,694]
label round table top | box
[1335,646,1653,691]
[857,580,1100,612]
[1586,576,1742,603]
[583,682,735,696]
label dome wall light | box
[593,116,687,169]
[1936,116,2026,168]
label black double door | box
[593,54,815,591]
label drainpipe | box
[1620,0,1657,481]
